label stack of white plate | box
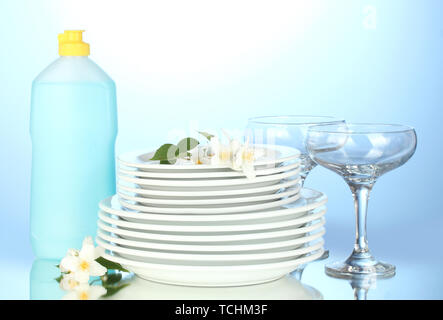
[98,144,327,287]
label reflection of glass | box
[306,123,417,278]
[246,116,345,184]
[30,259,64,300]
[349,275,377,300]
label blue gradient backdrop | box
[1,1,442,298]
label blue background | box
[1,0,442,299]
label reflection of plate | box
[104,274,323,300]
[101,249,324,287]
[118,144,300,172]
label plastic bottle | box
[30,30,117,259]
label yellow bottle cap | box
[58,30,90,56]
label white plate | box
[97,218,325,252]
[96,235,324,263]
[98,207,327,232]
[101,249,324,286]
[118,192,301,214]
[101,226,325,253]
[117,184,301,207]
[118,162,301,180]
[117,177,301,199]
[100,188,326,221]
[118,161,301,179]
[97,214,325,244]
[118,144,301,172]
[118,167,300,191]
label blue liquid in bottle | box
[30,31,117,258]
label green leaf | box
[102,273,122,285]
[96,256,129,273]
[102,283,130,298]
[176,137,199,157]
[150,144,178,161]
[55,275,63,283]
[198,131,215,141]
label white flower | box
[59,249,79,273]
[189,131,258,178]
[59,236,106,283]
[59,272,80,291]
[231,138,256,179]
[62,283,107,300]
[191,137,224,165]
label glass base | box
[325,251,395,279]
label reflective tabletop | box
[1,248,438,300]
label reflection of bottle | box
[30,259,64,300]
[30,30,117,258]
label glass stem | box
[348,183,373,255]
[353,287,368,300]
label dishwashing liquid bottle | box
[30,30,117,259]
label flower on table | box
[56,236,130,300]
[59,236,106,283]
